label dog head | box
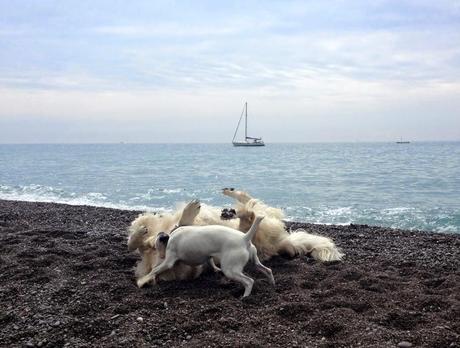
[127,225,148,251]
[155,232,170,259]
[128,211,179,251]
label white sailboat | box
[232,102,265,147]
[396,137,410,144]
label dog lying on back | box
[128,189,344,284]
[127,200,205,282]
[137,216,275,297]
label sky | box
[0,0,459,143]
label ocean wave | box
[1,184,458,233]
[0,184,168,213]
[160,188,183,194]
[285,205,459,233]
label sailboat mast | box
[232,103,246,142]
[245,102,248,140]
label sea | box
[0,142,459,233]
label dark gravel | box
[0,199,459,347]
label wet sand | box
[0,199,459,347]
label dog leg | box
[237,273,255,298]
[222,268,255,297]
[137,256,177,288]
[252,251,275,285]
[208,257,221,273]
[222,188,253,204]
[177,200,201,226]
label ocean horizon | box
[1,142,459,233]
[1,140,458,144]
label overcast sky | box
[1,0,459,143]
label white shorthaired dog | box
[137,216,275,297]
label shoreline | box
[1,199,459,347]
[0,198,456,235]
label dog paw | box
[189,199,201,212]
[240,294,253,302]
[178,200,201,226]
[137,277,149,288]
[222,188,235,196]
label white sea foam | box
[436,225,459,233]
[0,184,168,213]
[1,184,458,233]
[161,188,183,194]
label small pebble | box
[398,341,413,348]
[163,302,168,309]
[136,317,143,322]
[186,335,192,340]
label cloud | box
[0,1,459,142]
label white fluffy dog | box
[137,216,275,297]
[128,189,344,283]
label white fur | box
[283,230,344,262]
[128,189,344,283]
[137,216,275,297]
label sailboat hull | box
[232,141,265,147]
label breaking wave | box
[1,184,458,233]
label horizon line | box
[1,140,460,145]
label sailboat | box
[232,102,265,147]
[396,137,410,144]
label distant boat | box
[396,137,410,144]
[232,102,265,147]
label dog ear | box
[154,235,168,259]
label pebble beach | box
[0,199,459,347]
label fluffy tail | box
[280,229,344,262]
[243,215,265,245]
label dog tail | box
[243,215,265,245]
[279,229,344,262]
